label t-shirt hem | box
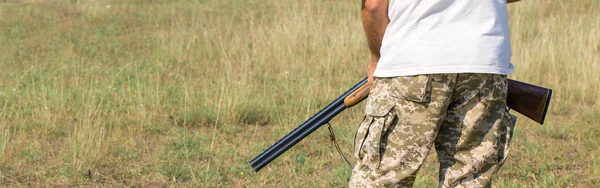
[373,66,514,77]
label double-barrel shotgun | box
[249,77,552,172]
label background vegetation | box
[0,0,598,186]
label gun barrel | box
[249,78,367,172]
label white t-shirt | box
[374,0,515,77]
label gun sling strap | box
[327,123,354,169]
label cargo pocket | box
[354,114,394,169]
[353,76,429,169]
[354,93,395,169]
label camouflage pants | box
[349,74,516,188]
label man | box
[351,0,516,187]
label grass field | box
[0,0,598,187]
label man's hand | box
[361,0,390,85]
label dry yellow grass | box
[0,0,598,186]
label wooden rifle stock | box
[506,79,552,124]
[344,78,552,125]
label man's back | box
[375,0,514,77]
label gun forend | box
[344,82,370,108]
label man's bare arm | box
[361,0,390,84]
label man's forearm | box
[361,0,390,59]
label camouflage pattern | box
[349,74,515,188]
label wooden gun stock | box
[506,79,552,124]
[344,78,552,125]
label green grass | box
[0,0,599,186]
